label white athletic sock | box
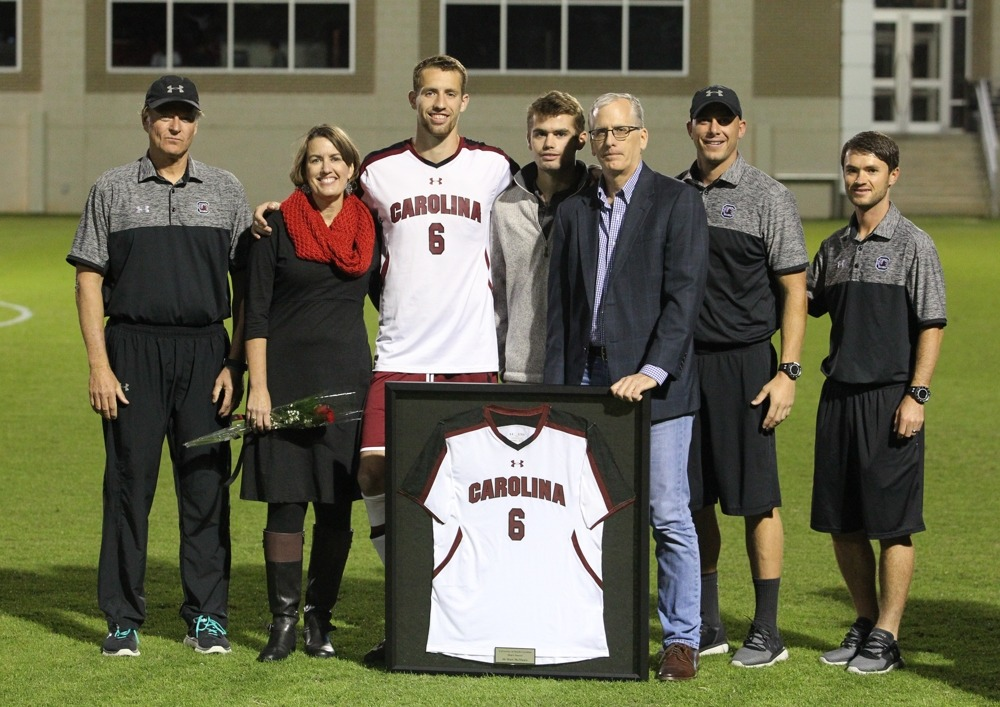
[363,492,386,527]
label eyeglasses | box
[693,114,738,126]
[588,125,643,142]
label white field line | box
[0,301,34,327]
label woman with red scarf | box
[241,124,379,662]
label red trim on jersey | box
[432,527,463,579]
[442,419,490,441]
[587,448,615,512]
[379,248,390,282]
[418,446,449,515]
[399,490,446,525]
[482,404,550,450]
[461,137,519,175]
[359,139,411,175]
[572,530,603,589]
[410,139,459,168]
[397,442,450,524]
[358,137,517,174]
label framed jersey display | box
[385,383,650,680]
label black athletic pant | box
[98,322,232,631]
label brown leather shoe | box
[656,642,699,681]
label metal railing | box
[975,78,1000,218]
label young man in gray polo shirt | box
[69,75,252,657]
[809,131,946,675]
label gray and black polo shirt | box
[680,154,809,347]
[807,203,947,385]
[67,154,252,327]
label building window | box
[108,0,353,72]
[0,1,18,70]
[442,0,687,74]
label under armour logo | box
[135,205,150,213]
[510,459,524,468]
[705,89,724,97]
[430,177,442,185]
[166,85,184,93]
[122,383,130,392]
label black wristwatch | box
[778,362,802,380]
[224,358,248,373]
[907,386,931,404]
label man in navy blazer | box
[545,93,709,681]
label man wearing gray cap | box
[679,85,808,668]
[68,75,252,657]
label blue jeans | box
[585,354,700,649]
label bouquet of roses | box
[183,391,363,447]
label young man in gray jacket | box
[491,91,591,382]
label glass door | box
[873,9,951,133]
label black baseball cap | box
[145,75,201,111]
[689,85,742,119]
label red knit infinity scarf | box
[279,188,375,276]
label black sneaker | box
[183,615,231,654]
[363,638,386,666]
[699,623,729,656]
[820,617,873,666]
[102,625,140,657]
[846,628,904,675]
[730,622,789,668]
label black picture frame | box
[385,382,650,680]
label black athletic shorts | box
[688,340,781,516]
[811,380,925,539]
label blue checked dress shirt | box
[590,162,667,385]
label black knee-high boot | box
[302,526,353,658]
[258,530,303,662]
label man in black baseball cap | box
[145,74,201,111]
[680,82,809,670]
[69,71,251,659]
[689,84,742,120]
[139,75,204,170]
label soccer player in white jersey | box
[252,55,515,664]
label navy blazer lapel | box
[609,165,654,282]
[577,192,601,310]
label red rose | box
[315,404,335,423]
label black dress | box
[240,211,378,503]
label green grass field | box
[0,215,997,706]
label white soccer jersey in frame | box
[400,404,635,665]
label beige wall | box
[753,0,841,97]
[0,0,996,217]
[995,3,1000,79]
[980,0,1000,78]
